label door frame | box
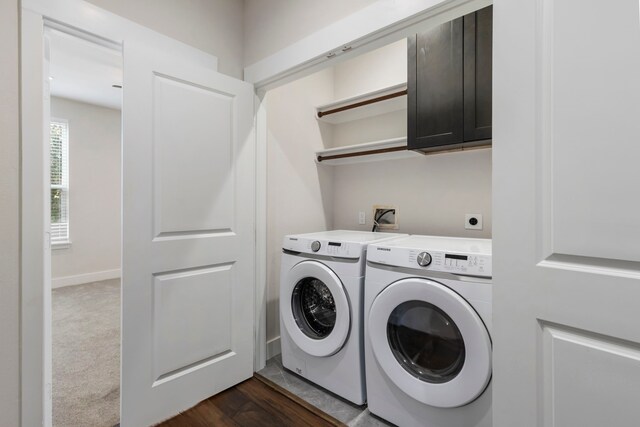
[21,0,492,425]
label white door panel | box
[543,0,640,262]
[152,264,234,380]
[121,37,255,427]
[494,0,640,426]
[152,75,235,235]
[542,325,640,427]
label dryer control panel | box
[409,250,491,276]
[368,244,492,277]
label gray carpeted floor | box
[53,278,120,427]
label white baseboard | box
[52,268,121,289]
[267,336,281,359]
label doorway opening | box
[47,27,123,426]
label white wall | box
[333,38,407,101]
[243,0,377,66]
[331,150,492,236]
[332,39,407,149]
[51,97,121,286]
[85,0,244,79]
[0,0,20,424]
[265,68,335,343]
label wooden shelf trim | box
[317,145,406,162]
[314,137,492,165]
[314,137,415,165]
[315,82,408,123]
[317,89,407,118]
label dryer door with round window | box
[368,278,492,408]
[281,260,351,357]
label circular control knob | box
[417,252,432,267]
[311,241,321,252]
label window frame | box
[50,117,71,247]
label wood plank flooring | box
[157,375,345,427]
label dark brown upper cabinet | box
[408,5,492,152]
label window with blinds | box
[50,120,69,243]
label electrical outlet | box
[358,211,366,225]
[465,214,483,230]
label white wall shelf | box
[315,82,407,124]
[315,137,422,165]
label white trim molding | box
[254,93,268,372]
[23,0,218,70]
[52,269,121,289]
[244,0,491,91]
[22,9,50,427]
[266,337,281,360]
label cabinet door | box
[408,17,464,150]
[464,6,493,141]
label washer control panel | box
[369,245,492,277]
[283,237,361,259]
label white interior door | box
[493,1,640,426]
[121,38,255,426]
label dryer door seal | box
[281,260,351,357]
[368,278,491,408]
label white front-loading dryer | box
[365,235,492,427]
[279,230,406,405]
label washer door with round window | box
[368,278,492,408]
[281,260,351,357]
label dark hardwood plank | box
[159,401,240,427]
[231,400,297,427]
[253,375,343,427]
[157,377,344,427]
[235,378,338,427]
[206,383,254,419]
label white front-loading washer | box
[364,235,492,427]
[280,230,406,405]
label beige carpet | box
[53,278,120,427]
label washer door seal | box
[281,260,351,357]
[368,278,491,408]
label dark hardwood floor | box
[157,375,345,427]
